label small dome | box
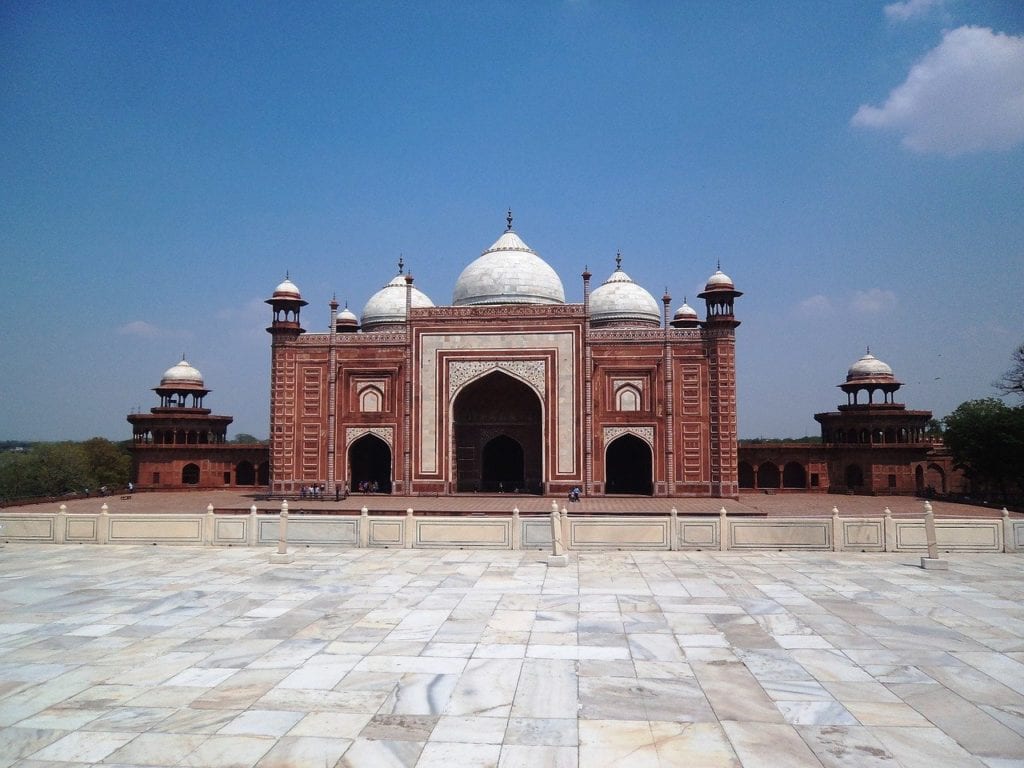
[335,305,359,331]
[160,359,204,389]
[671,301,696,321]
[589,266,661,326]
[704,269,734,291]
[847,351,894,380]
[272,277,302,300]
[361,274,434,330]
[452,226,565,306]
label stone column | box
[920,500,947,570]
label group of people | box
[357,480,380,493]
[300,484,326,499]
[568,486,582,502]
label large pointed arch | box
[452,371,543,493]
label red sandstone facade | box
[127,360,268,490]
[738,351,963,497]
[266,222,741,498]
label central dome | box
[452,226,565,306]
[589,262,661,327]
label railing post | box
[669,507,678,551]
[1003,508,1014,553]
[270,500,294,563]
[512,507,521,550]
[56,503,67,544]
[205,503,215,545]
[832,506,842,552]
[248,504,258,546]
[548,502,568,566]
[883,507,895,552]
[98,502,110,545]
[405,507,415,549]
[920,500,947,570]
[719,506,729,551]
[359,506,369,548]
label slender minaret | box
[265,274,307,493]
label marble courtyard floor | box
[0,545,1023,767]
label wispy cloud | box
[795,295,835,318]
[794,289,897,317]
[850,288,897,315]
[852,26,1024,155]
[883,0,944,23]
[117,321,191,339]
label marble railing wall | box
[1,505,1019,553]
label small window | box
[152,472,160,484]
[810,473,819,487]
[224,471,232,485]
[616,385,640,412]
[888,473,897,489]
[360,387,383,413]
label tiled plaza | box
[0,544,1022,767]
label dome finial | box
[285,269,290,280]
[716,258,721,271]
[615,250,622,271]
[397,255,404,275]
[866,345,871,355]
[506,209,513,231]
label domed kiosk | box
[127,360,268,490]
[265,213,742,499]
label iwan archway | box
[453,371,542,493]
[349,434,392,493]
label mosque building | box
[264,214,742,498]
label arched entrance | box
[236,461,255,486]
[738,462,755,489]
[757,462,780,489]
[783,462,807,489]
[257,461,270,486]
[605,434,653,495]
[453,372,542,494]
[349,434,392,493]
[182,463,200,485]
[845,463,864,490]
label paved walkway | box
[0,545,1022,767]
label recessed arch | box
[359,386,383,413]
[236,460,255,486]
[782,462,806,489]
[845,463,864,489]
[615,385,641,412]
[757,462,780,489]
[738,461,755,489]
[605,433,653,495]
[452,371,542,494]
[182,463,200,485]
[349,434,392,493]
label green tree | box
[231,433,264,444]
[23,442,92,497]
[81,437,131,489]
[943,398,1024,503]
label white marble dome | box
[160,359,204,389]
[704,268,734,291]
[272,277,302,300]
[361,274,434,330]
[589,267,661,326]
[673,299,699,322]
[847,351,894,380]
[452,229,565,306]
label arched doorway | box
[738,462,755,489]
[757,462,780,489]
[257,461,270,486]
[349,434,392,493]
[182,463,200,485]
[453,372,542,493]
[605,434,653,495]
[482,435,525,493]
[915,464,925,494]
[845,464,864,490]
[236,461,255,486]
[783,462,806,489]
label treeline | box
[0,438,131,502]
[944,399,1024,506]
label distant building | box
[127,359,268,489]
[738,351,963,496]
[265,214,742,498]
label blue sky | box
[2,0,1022,441]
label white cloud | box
[795,295,835,317]
[884,0,944,23]
[117,320,191,339]
[852,26,1024,155]
[850,288,897,315]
